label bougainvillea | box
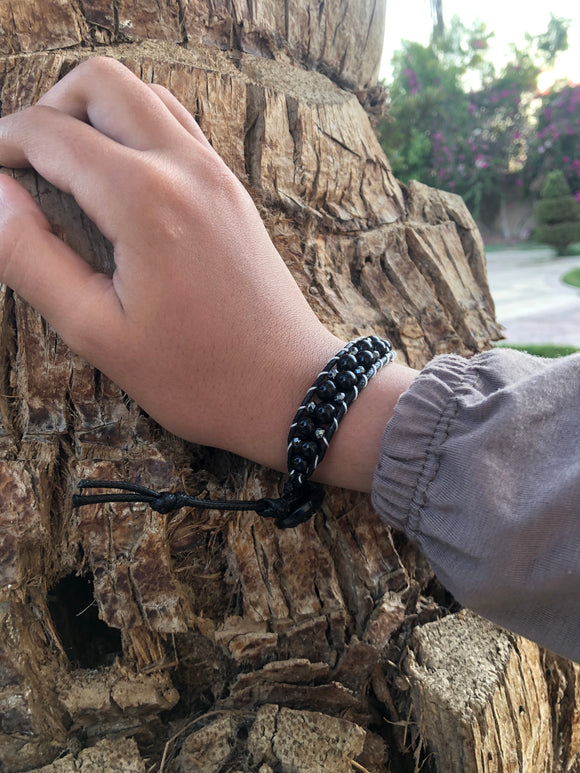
[525,84,580,196]
[377,14,572,223]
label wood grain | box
[0,3,575,773]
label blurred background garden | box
[377,0,580,356]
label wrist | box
[313,361,418,492]
[238,329,418,495]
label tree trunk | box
[0,3,577,772]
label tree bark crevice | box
[0,4,577,772]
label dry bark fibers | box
[0,3,578,773]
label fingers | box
[0,105,132,240]
[37,57,187,151]
[146,83,213,150]
[0,174,123,355]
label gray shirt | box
[372,349,580,662]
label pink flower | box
[516,179,524,187]
[575,192,580,203]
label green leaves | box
[377,14,575,224]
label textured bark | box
[0,2,577,773]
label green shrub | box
[534,171,580,255]
[562,267,580,288]
[540,170,571,198]
[534,222,580,255]
[535,196,580,225]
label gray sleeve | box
[372,349,580,663]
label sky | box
[379,0,580,90]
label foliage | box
[524,83,580,196]
[534,171,580,255]
[540,169,573,197]
[378,14,572,223]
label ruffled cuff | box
[371,353,478,537]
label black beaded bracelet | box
[73,335,395,529]
[286,335,395,486]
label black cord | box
[73,478,324,529]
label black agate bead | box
[356,349,376,368]
[356,338,373,351]
[296,417,316,437]
[299,440,318,459]
[335,370,357,391]
[373,337,391,356]
[337,353,358,371]
[291,456,310,474]
[314,402,336,425]
[317,380,337,401]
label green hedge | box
[535,196,580,225]
[541,171,572,198]
[534,221,580,255]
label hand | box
[0,58,416,491]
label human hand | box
[0,57,415,491]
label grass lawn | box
[562,267,580,289]
[494,342,579,358]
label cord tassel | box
[73,478,323,529]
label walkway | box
[485,246,580,348]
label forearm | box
[0,57,417,498]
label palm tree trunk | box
[0,2,577,772]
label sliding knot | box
[149,491,192,514]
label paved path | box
[485,246,580,347]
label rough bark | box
[0,2,577,773]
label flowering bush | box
[377,15,572,223]
[525,84,580,196]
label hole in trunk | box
[48,573,122,668]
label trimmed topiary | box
[534,170,580,256]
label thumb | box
[0,173,123,358]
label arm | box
[373,348,580,663]
[0,57,417,492]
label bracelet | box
[286,335,395,486]
[73,335,395,529]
